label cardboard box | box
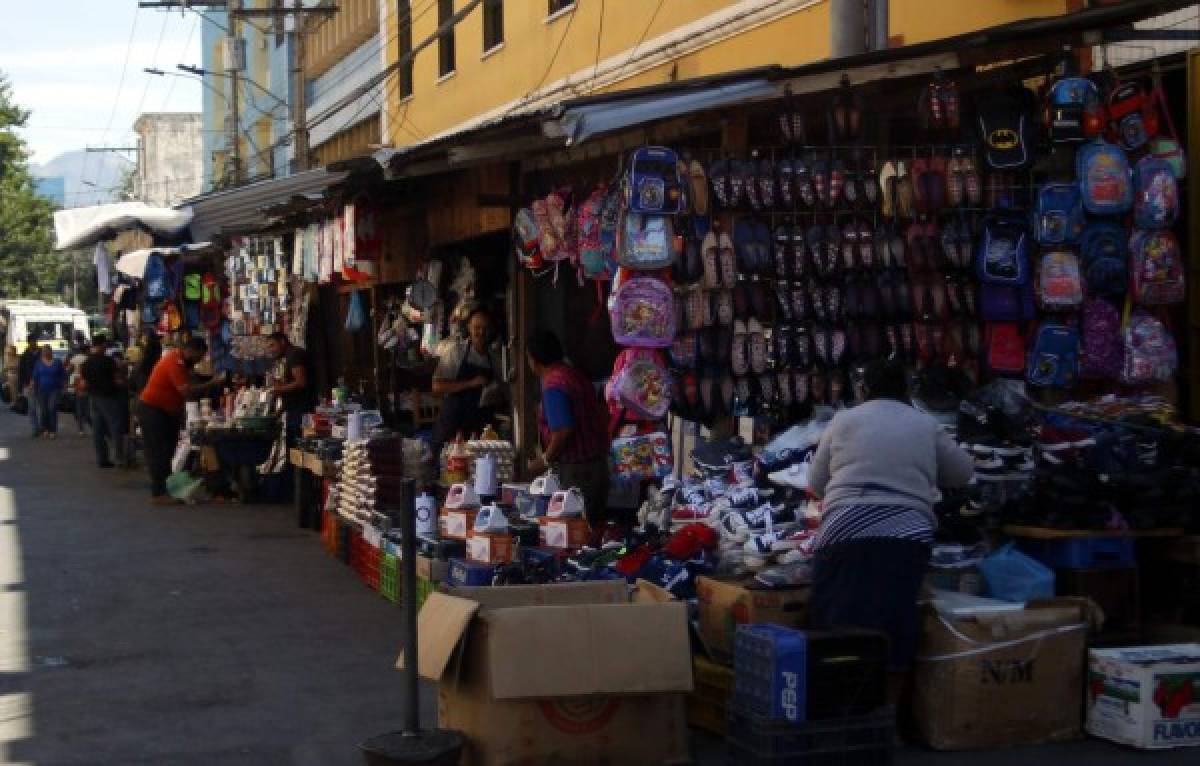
[914,598,1097,750]
[1087,643,1200,749]
[440,508,479,540]
[537,516,591,549]
[400,581,692,765]
[695,576,809,659]
[466,531,514,565]
[416,554,449,583]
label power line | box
[132,11,173,123]
[85,6,141,188]
[160,15,200,111]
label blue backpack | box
[1077,139,1132,215]
[1079,222,1128,299]
[1031,183,1084,244]
[976,214,1030,285]
[1026,323,1080,388]
[1132,156,1179,230]
[980,280,1036,323]
[1045,76,1103,143]
[623,146,684,215]
[144,254,171,302]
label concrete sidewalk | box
[0,410,1191,764]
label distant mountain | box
[31,150,131,209]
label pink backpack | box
[1120,310,1177,386]
[1129,229,1185,306]
[576,185,615,281]
[605,348,672,420]
[609,274,675,347]
[1079,298,1123,380]
[1036,250,1084,311]
[532,191,575,264]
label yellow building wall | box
[381,0,1074,148]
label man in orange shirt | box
[136,338,222,504]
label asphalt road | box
[0,409,1193,764]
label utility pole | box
[226,0,244,185]
[292,13,309,172]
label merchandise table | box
[192,427,280,502]
[290,447,337,529]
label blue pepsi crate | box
[449,557,495,587]
[734,624,807,723]
[726,704,895,765]
[1018,536,1135,570]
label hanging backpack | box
[985,322,1026,376]
[976,213,1030,285]
[1036,250,1084,311]
[1107,80,1158,152]
[624,146,685,215]
[1044,76,1104,142]
[1132,156,1179,230]
[1026,323,1079,388]
[200,273,222,331]
[1032,183,1085,244]
[513,207,544,269]
[1079,297,1124,380]
[976,86,1037,170]
[608,274,676,348]
[1129,229,1185,306]
[1120,310,1178,386]
[1079,221,1128,299]
[535,191,576,265]
[1147,74,1186,178]
[1077,139,1132,215]
[576,185,616,281]
[605,347,672,420]
[617,212,676,270]
[183,272,203,302]
[144,254,171,303]
[981,281,1036,323]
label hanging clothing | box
[93,243,113,295]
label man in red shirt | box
[136,338,222,504]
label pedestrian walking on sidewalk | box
[30,346,67,439]
[68,335,91,436]
[135,338,222,504]
[17,335,41,432]
[82,335,129,468]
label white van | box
[1,300,90,402]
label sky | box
[0,1,203,175]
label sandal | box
[830,369,846,404]
[773,225,792,280]
[879,160,897,219]
[777,371,793,407]
[773,324,792,363]
[685,288,704,330]
[857,219,874,269]
[796,159,816,208]
[926,155,948,213]
[754,220,773,277]
[961,155,982,207]
[830,328,847,367]
[811,368,828,405]
[894,161,915,219]
[825,285,843,323]
[701,287,715,328]
[885,324,901,359]
[715,289,734,327]
[841,221,859,272]
[778,158,795,208]
[946,156,964,207]
[718,232,737,288]
[775,283,793,321]
[791,286,808,321]
[793,327,813,368]
[758,159,776,210]
[809,280,827,322]
[701,231,719,289]
[789,224,808,280]
[747,318,768,374]
[689,159,709,216]
[829,159,846,209]
[731,320,749,376]
[729,160,747,208]
[741,160,761,211]
[793,370,810,406]
[910,157,929,215]
[709,159,730,209]
[814,325,830,366]
[805,224,825,274]
[812,159,830,208]
[822,223,842,279]
[863,164,880,209]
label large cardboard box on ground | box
[1087,643,1200,749]
[695,576,809,659]
[914,598,1099,750]
[400,581,692,765]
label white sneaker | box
[720,502,789,541]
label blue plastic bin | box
[734,624,807,723]
[448,558,494,587]
[1017,536,1136,570]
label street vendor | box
[136,338,225,505]
[806,357,974,695]
[431,307,505,456]
[266,332,314,444]
[524,330,609,528]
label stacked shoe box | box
[336,436,408,528]
[728,624,892,764]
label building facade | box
[377,0,1076,149]
[199,1,296,191]
[132,113,204,207]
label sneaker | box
[721,502,793,541]
[743,525,808,556]
[754,559,815,588]
[671,504,712,523]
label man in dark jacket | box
[16,334,41,428]
[82,335,129,468]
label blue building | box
[199,3,295,191]
[33,176,66,207]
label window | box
[548,0,574,16]
[437,0,455,77]
[483,0,503,52]
[397,0,413,97]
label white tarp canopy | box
[115,243,216,279]
[54,202,193,251]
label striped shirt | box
[813,503,935,551]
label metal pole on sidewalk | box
[398,477,419,733]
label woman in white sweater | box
[807,358,974,694]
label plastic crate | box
[449,557,494,587]
[726,706,895,765]
[321,511,338,555]
[380,552,400,604]
[336,519,356,565]
[734,624,807,722]
[416,576,435,611]
[1019,537,1136,570]
[689,656,734,736]
[360,541,382,590]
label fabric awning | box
[54,202,193,251]
[181,167,349,242]
[115,242,217,279]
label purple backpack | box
[1120,310,1178,386]
[609,275,676,347]
[1132,156,1179,230]
[1079,298,1123,380]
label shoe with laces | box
[720,502,793,541]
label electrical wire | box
[609,0,666,83]
[160,15,200,111]
[85,6,140,187]
[588,0,606,93]
[132,12,173,121]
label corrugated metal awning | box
[180,168,348,241]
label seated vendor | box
[431,306,505,456]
